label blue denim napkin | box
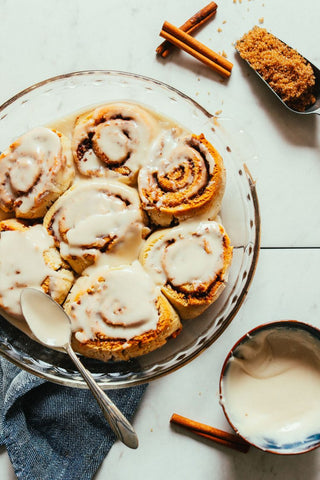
[0,357,147,480]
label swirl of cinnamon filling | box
[0,127,74,219]
[63,261,182,362]
[138,131,226,226]
[43,179,145,273]
[72,102,157,184]
[140,220,233,319]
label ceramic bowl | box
[220,320,320,454]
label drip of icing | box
[0,225,58,316]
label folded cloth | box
[0,357,147,480]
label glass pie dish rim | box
[0,70,261,389]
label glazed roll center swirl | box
[1,128,61,200]
[144,222,225,293]
[70,263,159,342]
[162,237,221,289]
[97,269,155,327]
[155,146,208,195]
[139,135,215,213]
[0,127,74,219]
[91,120,134,166]
[9,155,42,193]
[73,103,157,180]
[50,183,142,252]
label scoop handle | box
[65,343,139,449]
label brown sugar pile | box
[236,26,316,111]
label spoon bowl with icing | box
[219,321,320,455]
[20,287,139,450]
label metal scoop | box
[236,46,320,116]
[20,287,139,450]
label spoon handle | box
[65,343,139,449]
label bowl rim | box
[219,319,320,455]
[0,69,214,117]
[0,70,261,388]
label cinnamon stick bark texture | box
[170,413,250,453]
[160,21,233,78]
[156,2,218,58]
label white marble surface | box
[0,0,320,478]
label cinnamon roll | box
[140,220,233,319]
[0,127,74,219]
[138,132,226,226]
[0,219,74,318]
[64,261,182,361]
[72,102,157,184]
[44,179,145,273]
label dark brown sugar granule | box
[236,26,316,111]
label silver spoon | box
[20,287,139,450]
[236,46,320,116]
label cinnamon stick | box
[162,21,233,73]
[156,2,218,58]
[190,430,250,453]
[159,26,231,78]
[170,413,250,453]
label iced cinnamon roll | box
[140,220,233,319]
[138,132,226,226]
[0,127,74,219]
[0,219,74,318]
[72,102,157,184]
[64,261,182,361]
[44,179,145,273]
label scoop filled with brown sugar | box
[236,26,316,112]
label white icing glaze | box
[47,179,144,266]
[94,123,130,163]
[143,221,225,288]
[83,233,146,272]
[72,102,159,180]
[0,225,59,316]
[10,156,41,193]
[0,127,74,216]
[78,149,102,174]
[221,327,320,446]
[69,262,160,342]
